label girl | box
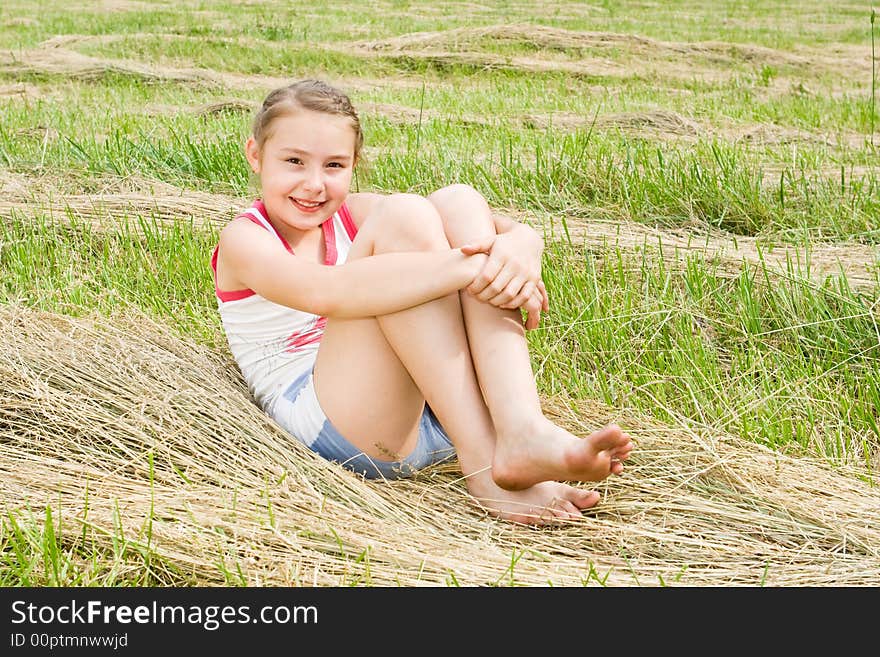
[212,79,633,525]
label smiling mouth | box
[290,198,325,212]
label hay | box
[358,24,872,76]
[530,213,880,292]
[359,24,665,56]
[597,109,702,137]
[0,171,245,229]
[0,192,236,229]
[0,37,434,96]
[0,83,43,99]
[0,42,290,91]
[193,99,259,117]
[2,304,879,586]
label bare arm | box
[459,211,548,330]
[492,211,543,246]
[218,220,487,319]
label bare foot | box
[492,420,633,491]
[465,469,600,526]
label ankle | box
[495,414,551,445]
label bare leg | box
[427,184,633,490]
[314,194,608,524]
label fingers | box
[499,280,535,310]
[524,287,547,330]
[524,306,541,331]
[502,280,547,311]
[467,256,502,296]
[460,234,495,256]
[488,276,528,307]
[538,279,549,311]
[523,296,542,331]
[473,266,515,302]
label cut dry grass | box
[6,23,869,97]
[0,170,244,229]
[2,304,878,586]
[357,23,874,82]
[388,23,870,69]
[2,167,875,289]
[0,38,426,96]
[0,43,286,90]
[535,212,880,292]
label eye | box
[327,162,344,168]
[287,157,303,165]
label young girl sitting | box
[212,79,633,525]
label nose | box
[302,167,324,194]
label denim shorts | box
[271,368,456,479]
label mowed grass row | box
[4,29,877,138]
[1,83,878,241]
[0,1,876,461]
[0,0,871,50]
[2,211,877,469]
[0,0,879,587]
[2,0,878,242]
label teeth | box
[294,199,321,207]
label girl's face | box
[246,109,357,232]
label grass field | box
[1,1,878,586]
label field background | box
[1,0,879,586]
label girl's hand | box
[460,226,543,307]
[461,233,549,330]
[520,280,550,330]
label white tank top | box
[211,199,358,412]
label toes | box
[594,423,623,446]
[555,499,582,517]
[567,488,600,510]
[535,497,585,524]
[590,424,630,452]
[610,433,634,462]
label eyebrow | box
[278,147,352,161]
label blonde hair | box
[251,79,363,161]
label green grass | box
[3,94,877,240]
[2,211,876,465]
[1,0,879,585]
[0,211,222,346]
[1,498,190,586]
[534,240,880,465]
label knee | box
[370,193,449,252]
[428,184,489,216]
[427,184,495,243]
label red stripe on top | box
[212,246,255,302]
[284,316,328,352]
[214,200,294,302]
[251,200,295,254]
[322,215,337,266]
[337,202,358,241]
[214,200,355,302]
